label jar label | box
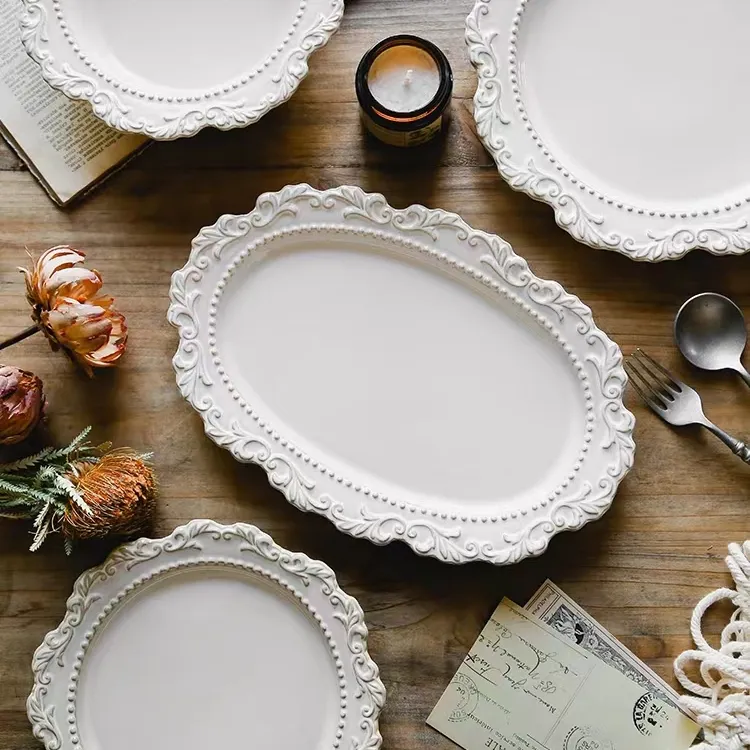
[361,112,443,148]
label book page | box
[0,0,146,204]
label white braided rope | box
[674,541,750,749]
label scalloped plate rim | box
[466,0,750,262]
[26,518,385,750]
[166,183,636,566]
[19,0,344,140]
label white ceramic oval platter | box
[20,0,344,140]
[467,0,750,262]
[27,520,385,750]
[168,185,635,565]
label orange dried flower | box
[21,246,127,376]
[63,450,156,540]
[0,365,45,445]
[0,427,156,552]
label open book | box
[0,0,147,205]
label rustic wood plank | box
[0,1,747,748]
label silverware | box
[625,348,750,463]
[674,292,750,386]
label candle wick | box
[404,69,414,87]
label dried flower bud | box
[21,246,128,376]
[43,299,127,375]
[0,365,45,445]
[63,450,156,540]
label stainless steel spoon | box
[674,292,750,386]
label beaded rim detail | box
[507,0,750,218]
[51,0,307,102]
[27,519,385,750]
[63,558,346,747]
[209,223,593,512]
[20,0,344,140]
[168,184,636,565]
[467,0,750,261]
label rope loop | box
[675,542,750,749]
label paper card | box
[427,599,699,750]
[526,579,691,717]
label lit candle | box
[356,35,453,148]
[368,46,441,113]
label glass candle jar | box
[356,35,453,148]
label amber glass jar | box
[356,35,453,148]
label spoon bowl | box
[674,292,750,385]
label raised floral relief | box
[169,185,635,566]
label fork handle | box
[706,423,750,463]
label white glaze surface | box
[27,520,385,750]
[519,0,750,206]
[221,244,584,503]
[72,0,299,90]
[77,568,337,750]
[21,0,344,139]
[468,0,750,260]
[169,185,635,565]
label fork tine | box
[633,348,682,393]
[624,360,668,410]
[630,353,677,400]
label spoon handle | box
[737,363,750,389]
[705,422,750,463]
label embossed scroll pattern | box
[20,0,344,139]
[28,520,385,750]
[466,0,750,261]
[168,184,635,565]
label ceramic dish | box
[20,0,344,139]
[28,520,384,750]
[168,185,635,565]
[467,0,750,262]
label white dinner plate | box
[20,0,343,139]
[168,185,635,565]
[28,520,384,750]
[467,0,750,262]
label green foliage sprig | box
[0,427,100,552]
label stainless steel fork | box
[625,348,750,463]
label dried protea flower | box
[0,427,155,552]
[16,246,128,376]
[0,365,45,445]
[44,298,128,375]
[63,450,156,540]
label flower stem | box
[0,325,40,351]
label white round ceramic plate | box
[20,0,343,139]
[467,0,750,262]
[27,520,384,750]
[168,185,635,565]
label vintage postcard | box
[427,599,699,750]
[526,580,690,716]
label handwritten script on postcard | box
[525,580,690,716]
[427,599,699,750]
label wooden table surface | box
[1,1,748,747]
